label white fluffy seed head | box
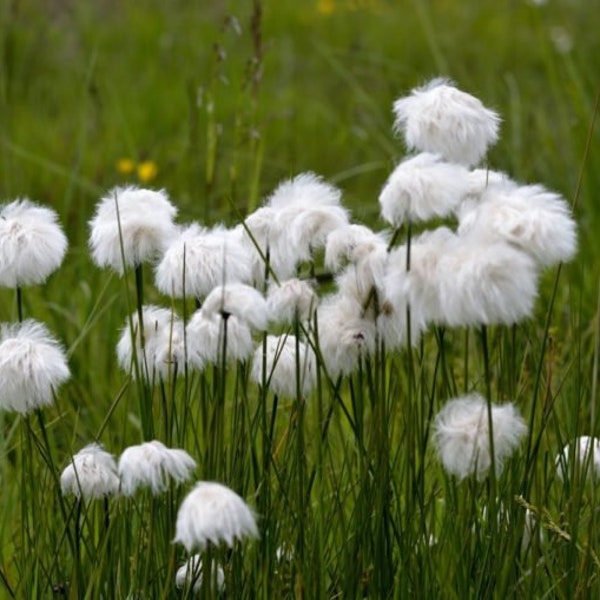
[433,394,527,480]
[314,294,377,379]
[0,199,68,287]
[250,334,317,398]
[60,443,120,499]
[155,223,253,299]
[437,237,538,326]
[324,224,388,273]
[0,319,70,414]
[378,153,473,226]
[118,440,196,496]
[457,183,577,268]
[175,555,225,593]
[267,279,318,325]
[89,186,178,275]
[266,172,342,209]
[393,78,501,167]
[173,481,259,552]
[186,309,254,368]
[116,305,184,380]
[201,284,269,331]
[555,436,600,482]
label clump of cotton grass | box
[201,283,270,332]
[378,152,473,226]
[175,555,225,593]
[432,394,527,480]
[116,305,184,379]
[238,172,349,283]
[0,320,70,414]
[436,237,538,326]
[555,436,600,482]
[0,199,68,288]
[60,443,120,499]
[173,481,259,551]
[251,334,317,398]
[89,186,178,275]
[314,294,377,379]
[393,77,500,167]
[186,309,254,368]
[118,440,196,496]
[155,223,252,299]
[457,183,577,268]
[267,278,318,325]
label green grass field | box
[1,0,599,597]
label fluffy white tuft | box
[266,172,342,208]
[0,319,70,414]
[433,394,527,480]
[89,186,177,274]
[378,153,473,226]
[118,440,196,496]
[378,227,455,347]
[250,334,317,398]
[324,224,388,273]
[555,436,600,482]
[0,199,68,287]
[437,237,538,326]
[314,294,376,378]
[457,183,577,268]
[393,78,500,166]
[60,443,120,499]
[155,223,252,299]
[175,555,225,593]
[173,481,259,552]
[116,305,184,380]
[186,309,254,368]
[201,283,269,331]
[267,279,318,325]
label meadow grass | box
[0,0,599,598]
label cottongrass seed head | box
[186,309,254,368]
[201,283,270,331]
[116,305,185,379]
[174,481,259,552]
[0,319,70,414]
[267,278,318,325]
[0,199,68,287]
[89,186,178,274]
[555,436,600,482]
[118,440,196,496]
[155,223,252,299]
[251,334,317,398]
[433,393,527,480]
[175,555,225,593]
[393,77,500,167]
[60,443,120,499]
[378,152,473,226]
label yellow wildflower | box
[137,161,158,183]
[316,0,336,15]
[116,158,135,175]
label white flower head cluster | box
[432,394,527,480]
[60,443,120,499]
[393,77,500,166]
[240,172,349,283]
[155,223,252,299]
[116,305,184,379]
[0,320,70,414]
[175,555,225,594]
[267,278,318,325]
[118,440,196,496]
[174,481,259,552]
[0,199,68,287]
[89,186,177,274]
[251,334,317,398]
[555,436,600,482]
